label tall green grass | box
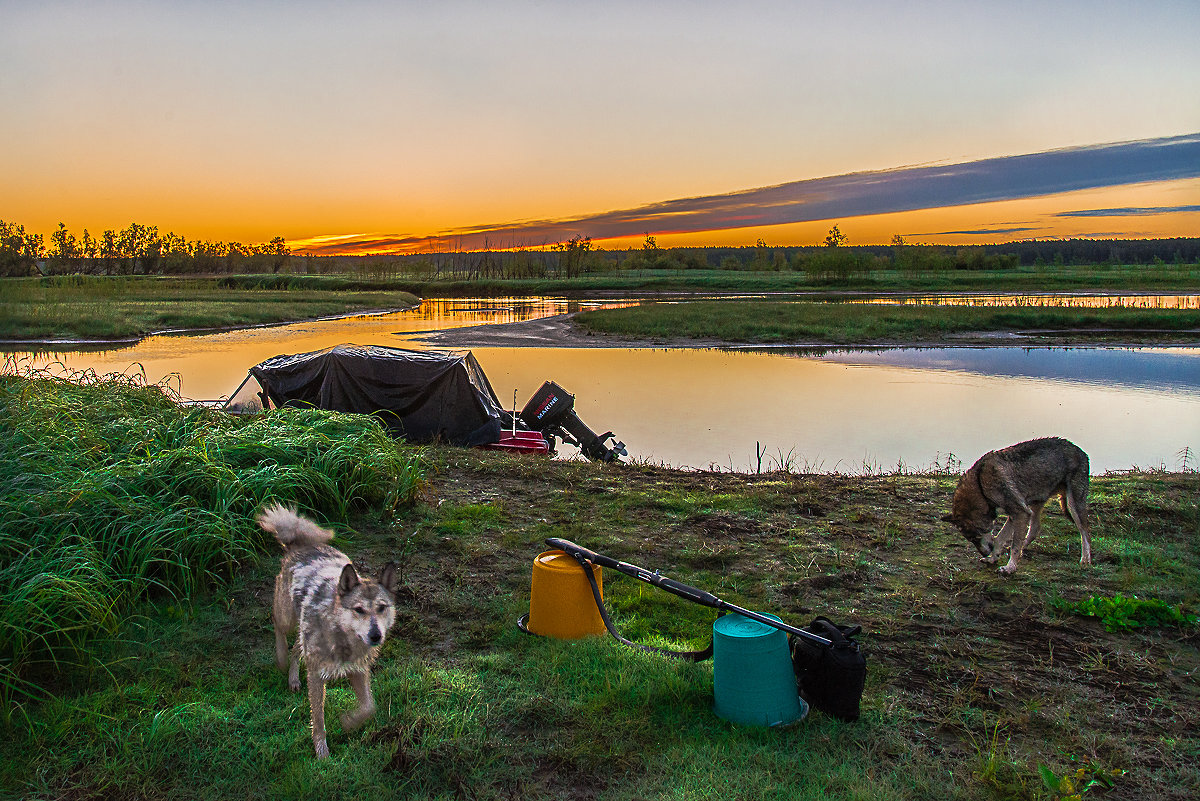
[0,369,425,717]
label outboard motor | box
[520,381,627,463]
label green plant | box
[1056,593,1198,632]
[1038,761,1126,800]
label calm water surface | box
[8,296,1199,473]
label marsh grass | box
[220,263,1200,297]
[0,369,426,716]
[575,300,1200,344]
[0,276,419,340]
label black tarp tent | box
[247,344,506,445]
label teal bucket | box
[712,613,808,727]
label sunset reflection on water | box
[7,297,1198,473]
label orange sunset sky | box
[3,1,1198,255]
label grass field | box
[0,276,419,340]
[574,300,1200,345]
[2,374,1197,800]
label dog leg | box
[274,624,290,675]
[1003,503,1045,574]
[307,669,330,759]
[288,642,302,692]
[999,510,1033,575]
[1020,501,1045,549]
[1065,483,1093,566]
[340,670,377,732]
[985,517,1017,565]
[273,578,295,674]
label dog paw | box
[314,739,330,760]
[289,678,301,692]
[341,707,375,732]
[998,565,1016,575]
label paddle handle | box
[715,602,831,645]
[545,537,831,645]
[547,537,720,606]
[546,537,621,569]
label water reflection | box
[458,346,1199,474]
[5,297,1198,473]
[396,297,636,331]
[811,347,1200,394]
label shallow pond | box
[6,296,1198,473]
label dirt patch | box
[680,512,763,538]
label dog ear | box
[378,562,398,595]
[337,563,360,595]
[940,513,955,523]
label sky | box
[2,0,1199,254]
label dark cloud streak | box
[300,133,1200,254]
[1056,204,1200,218]
[913,227,1039,237]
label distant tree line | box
[375,231,1200,282]
[0,219,292,277]
[3,218,1197,281]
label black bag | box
[789,617,867,722]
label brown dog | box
[942,437,1092,575]
[258,503,397,759]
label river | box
[6,296,1198,473]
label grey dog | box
[942,437,1092,575]
[259,503,398,759]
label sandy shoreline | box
[402,313,740,349]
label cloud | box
[297,132,1200,254]
[1080,231,1156,239]
[910,227,1040,237]
[1055,204,1200,218]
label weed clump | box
[1056,593,1198,632]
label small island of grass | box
[574,299,1200,346]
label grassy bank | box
[575,300,1200,345]
[215,262,1200,297]
[0,276,419,340]
[2,378,1197,799]
[0,371,426,716]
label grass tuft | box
[0,368,425,714]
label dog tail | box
[257,503,335,549]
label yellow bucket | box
[526,550,606,639]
